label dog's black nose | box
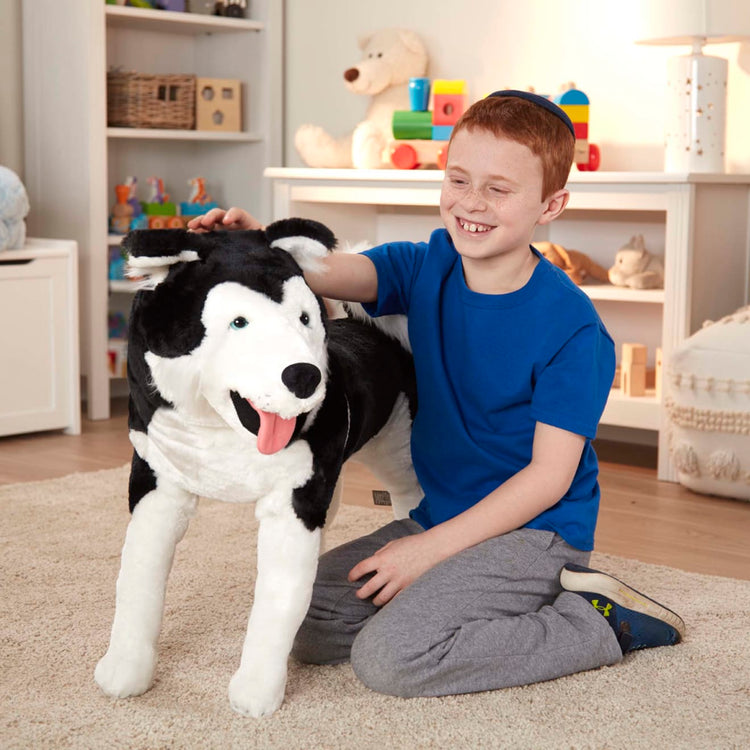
[281,363,322,399]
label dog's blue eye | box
[230,317,248,330]
[299,312,310,326]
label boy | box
[188,90,684,698]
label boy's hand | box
[186,207,264,233]
[348,533,444,607]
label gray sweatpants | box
[292,521,623,697]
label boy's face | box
[440,128,551,268]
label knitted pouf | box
[666,306,750,501]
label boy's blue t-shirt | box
[362,228,615,551]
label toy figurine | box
[110,184,133,235]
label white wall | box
[284,0,750,173]
[0,0,24,175]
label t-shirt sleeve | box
[361,241,425,317]
[530,322,616,439]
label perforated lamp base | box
[664,51,727,172]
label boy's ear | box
[265,218,338,272]
[122,229,201,289]
[538,189,570,225]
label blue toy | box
[0,165,30,251]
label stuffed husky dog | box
[95,220,421,717]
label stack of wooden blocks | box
[620,343,662,398]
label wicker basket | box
[107,71,196,130]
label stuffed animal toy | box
[535,241,610,285]
[608,234,664,289]
[0,165,30,251]
[294,28,428,169]
[94,221,422,718]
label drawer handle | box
[0,259,34,266]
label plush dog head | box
[122,219,337,454]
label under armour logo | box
[591,598,612,617]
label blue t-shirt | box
[363,228,615,551]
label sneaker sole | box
[560,567,686,640]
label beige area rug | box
[2,466,749,750]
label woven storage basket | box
[107,72,196,129]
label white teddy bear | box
[294,28,428,169]
[0,165,30,251]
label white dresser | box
[0,238,81,436]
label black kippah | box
[488,89,575,138]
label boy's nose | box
[462,187,486,208]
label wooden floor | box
[2,399,749,581]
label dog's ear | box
[122,229,201,289]
[265,218,337,273]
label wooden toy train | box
[388,80,600,172]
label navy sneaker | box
[560,563,685,653]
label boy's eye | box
[230,316,249,330]
[299,312,310,326]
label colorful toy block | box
[432,125,453,140]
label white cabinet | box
[23,1,282,420]
[265,168,750,481]
[0,239,81,437]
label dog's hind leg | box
[228,497,321,718]
[352,392,422,520]
[95,478,197,699]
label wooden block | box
[622,343,647,365]
[196,77,242,132]
[622,362,647,397]
[558,104,589,123]
[432,93,466,126]
[431,79,467,95]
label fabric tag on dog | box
[372,490,392,507]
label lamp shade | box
[636,0,750,45]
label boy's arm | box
[350,422,585,605]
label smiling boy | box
[189,90,684,697]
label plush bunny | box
[0,165,30,251]
[294,28,428,169]
[608,235,664,290]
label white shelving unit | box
[265,168,750,481]
[23,1,282,420]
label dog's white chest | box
[130,407,315,503]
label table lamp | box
[636,0,750,172]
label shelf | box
[105,5,263,34]
[107,128,262,142]
[579,285,664,303]
[601,388,660,431]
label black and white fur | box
[94,220,421,717]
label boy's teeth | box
[460,220,489,233]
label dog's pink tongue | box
[255,407,297,455]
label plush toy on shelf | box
[608,234,664,289]
[534,241,610,285]
[0,165,30,251]
[294,28,428,169]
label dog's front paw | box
[94,644,156,699]
[228,666,287,718]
